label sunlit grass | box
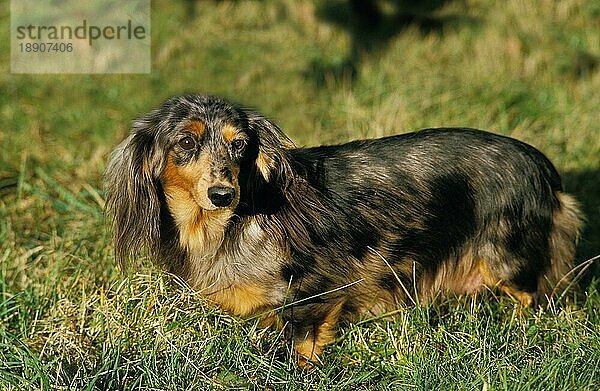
[1,0,599,389]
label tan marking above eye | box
[222,124,241,143]
[186,120,206,137]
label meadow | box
[0,0,599,389]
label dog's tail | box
[538,192,584,304]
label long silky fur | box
[105,129,163,266]
[106,93,583,365]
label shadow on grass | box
[564,167,600,287]
[309,0,478,85]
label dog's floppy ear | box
[245,110,294,183]
[105,120,165,267]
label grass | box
[1,0,599,389]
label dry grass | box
[1,0,599,389]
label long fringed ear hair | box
[244,110,295,186]
[243,108,332,255]
[105,114,166,267]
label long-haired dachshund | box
[106,94,582,365]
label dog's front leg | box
[283,299,345,367]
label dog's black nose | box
[207,186,236,207]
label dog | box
[106,94,582,365]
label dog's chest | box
[185,219,288,314]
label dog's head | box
[105,94,293,265]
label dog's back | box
[284,128,581,308]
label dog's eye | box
[231,139,247,152]
[178,136,196,150]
